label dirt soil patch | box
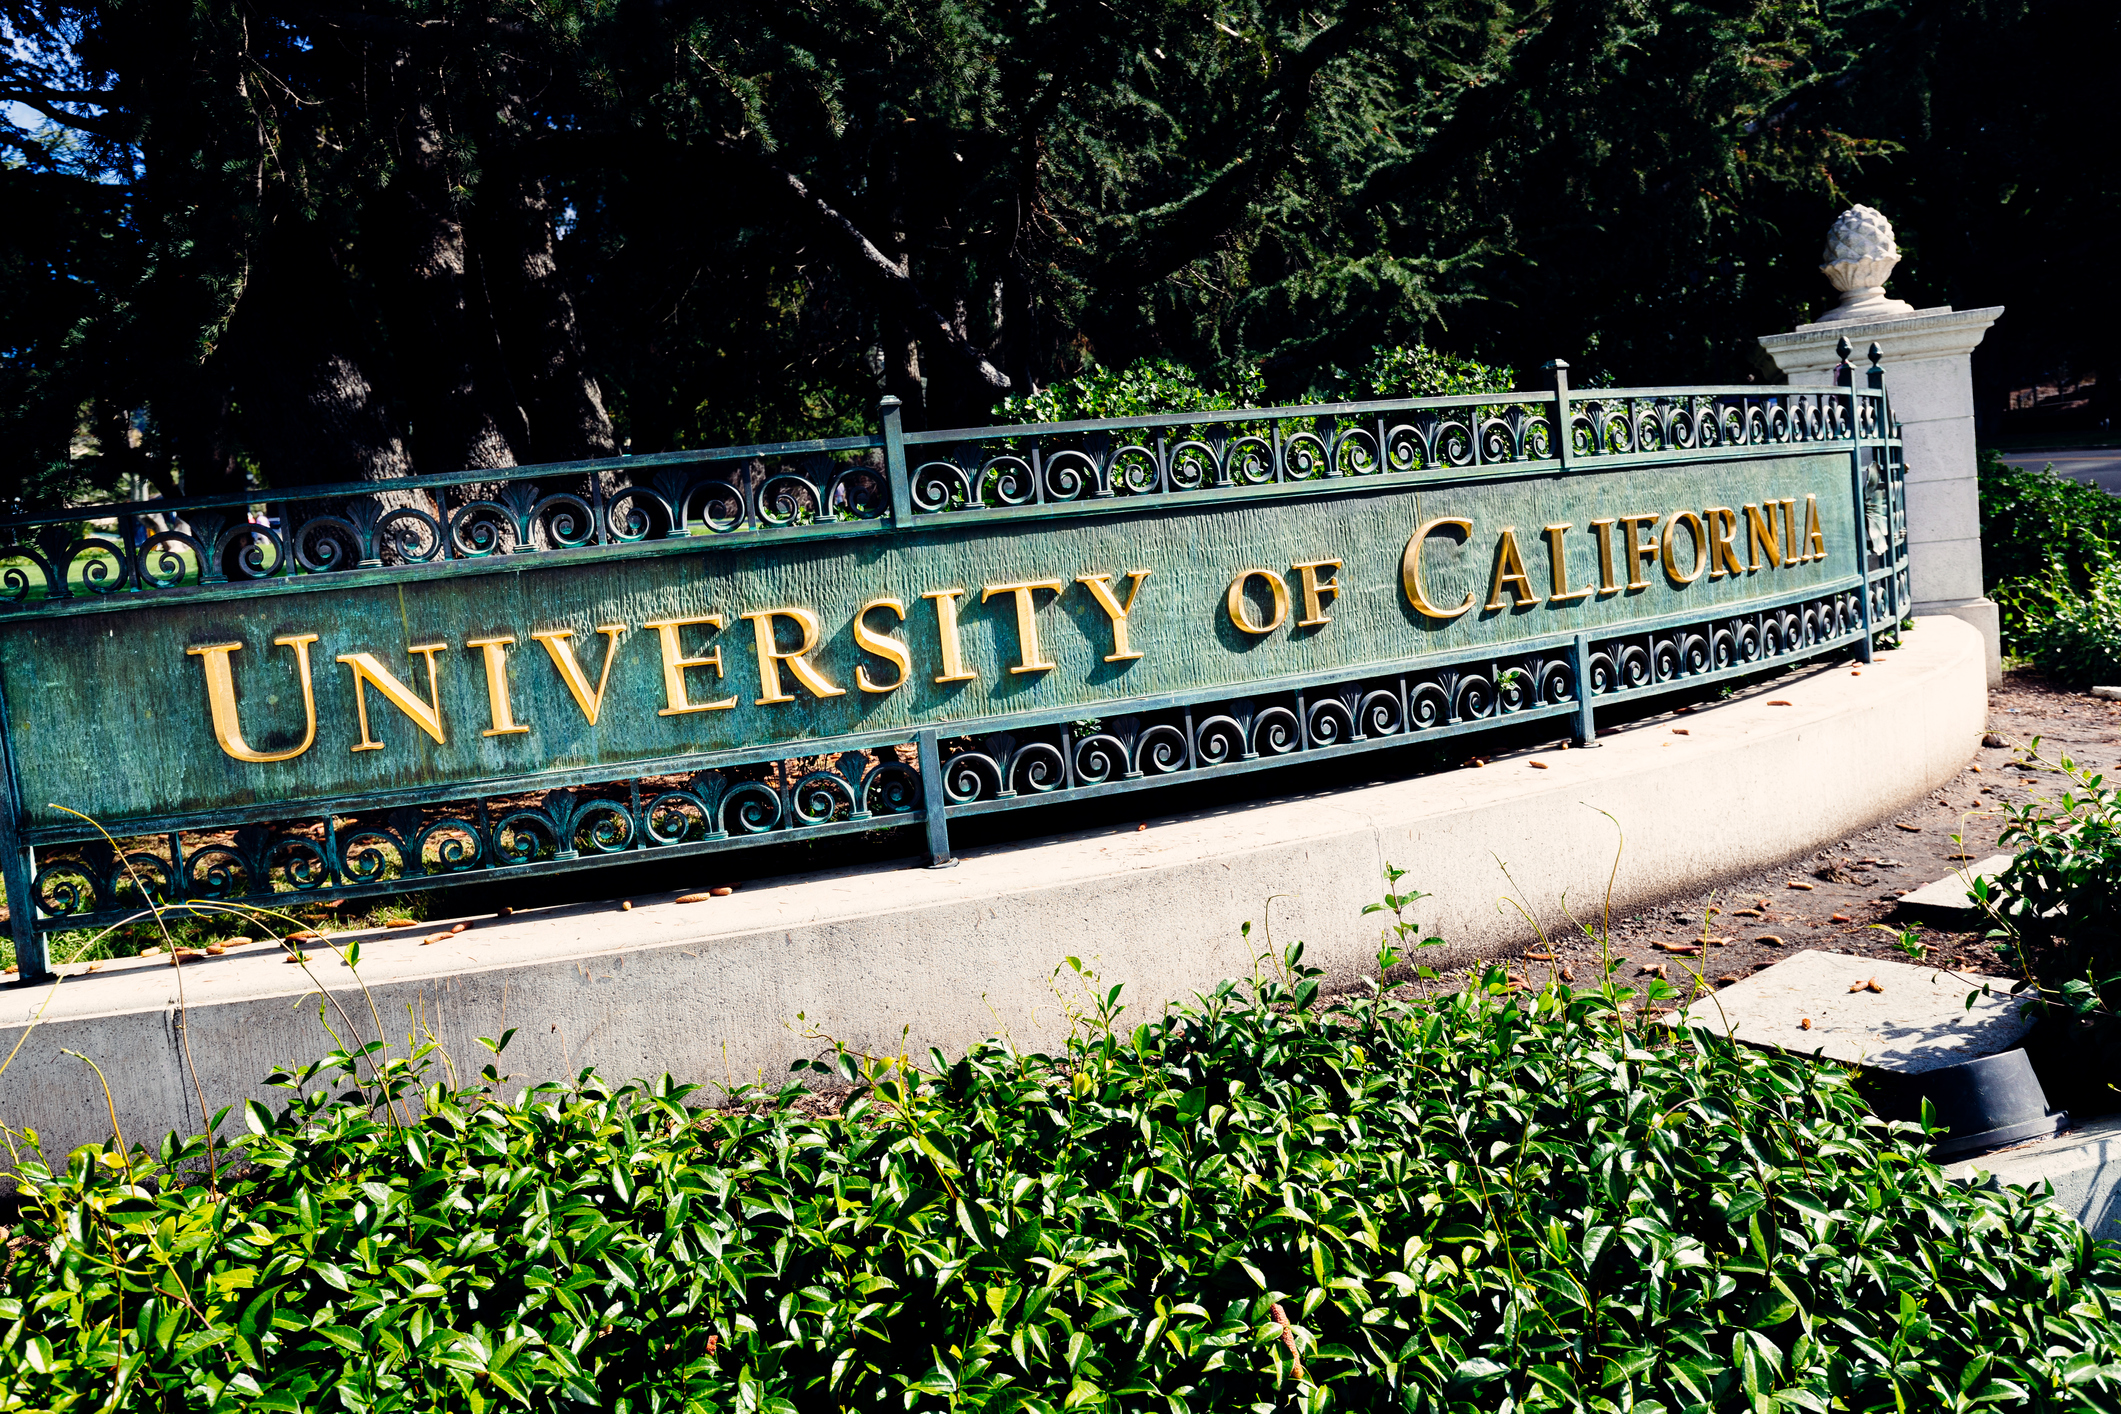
[1497,669,2121,997]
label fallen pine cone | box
[1758,934,1784,946]
[676,892,713,903]
[282,952,307,964]
[1866,977,1884,993]
[224,936,252,946]
[1525,951,1556,962]
[711,886,735,897]
[1528,760,1549,769]
[1672,727,1690,736]
[1800,1017,1812,1030]
[384,918,419,929]
[1653,940,1704,954]
[1640,963,1668,978]
[1831,913,1851,922]
[620,901,634,911]
[1732,908,1762,918]
[1717,974,1741,986]
[1768,699,1793,706]
[289,930,322,941]
[170,948,203,963]
[1895,822,1922,832]
[420,932,451,945]
[450,922,469,933]
[1786,880,1814,891]
[1559,965,1576,982]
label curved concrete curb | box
[0,617,1985,1167]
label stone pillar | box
[1753,207,2004,682]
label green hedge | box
[1980,449,2121,680]
[4,923,2119,1411]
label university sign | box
[0,349,1909,978]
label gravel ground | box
[1496,669,2120,996]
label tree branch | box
[739,146,1013,395]
[1087,3,1381,292]
[0,91,125,141]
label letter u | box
[185,634,321,763]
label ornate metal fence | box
[0,341,1907,979]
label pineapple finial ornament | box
[1816,205,1915,323]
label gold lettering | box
[981,579,1067,674]
[1744,502,1783,570]
[464,636,530,737]
[1077,570,1151,661]
[185,635,320,763]
[853,598,912,693]
[1803,493,1827,563]
[532,625,626,726]
[1590,518,1620,592]
[1543,524,1591,603]
[640,615,737,716]
[1662,511,1707,586]
[1706,507,1743,578]
[743,607,846,704]
[1402,517,1475,620]
[1292,559,1342,627]
[1780,498,1802,562]
[923,588,977,684]
[336,644,449,752]
[1619,513,1661,590]
[1226,569,1290,635]
[1484,527,1540,611]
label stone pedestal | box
[1755,304,2005,682]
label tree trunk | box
[381,96,525,475]
[475,166,618,462]
[231,296,413,486]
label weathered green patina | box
[0,353,1909,978]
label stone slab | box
[1901,854,2014,910]
[1947,1115,2121,1243]
[1754,306,2005,382]
[1676,948,2030,1074]
[0,618,1987,1173]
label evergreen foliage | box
[1,0,2113,504]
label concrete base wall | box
[0,618,1987,1172]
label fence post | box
[915,728,957,868]
[0,688,46,981]
[881,396,912,526]
[1867,343,1903,631]
[1548,359,1572,472]
[1841,337,1876,664]
[1569,632,1598,747]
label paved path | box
[2002,447,2121,491]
